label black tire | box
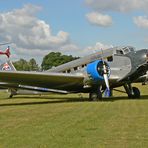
[128,87,140,99]
[89,93,98,101]
[89,91,102,101]
[132,87,140,98]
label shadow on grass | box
[0,95,148,107]
[102,95,148,102]
[0,97,88,107]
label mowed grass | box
[0,84,148,148]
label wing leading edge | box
[0,71,85,92]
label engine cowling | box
[86,60,110,81]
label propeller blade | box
[103,73,110,97]
[102,61,111,97]
[100,48,111,97]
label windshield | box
[116,46,135,55]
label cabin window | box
[116,50,123,55]
[67,69,71,73]
[82,65,85,68]
[74,67,78,71]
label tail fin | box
[0,60,16,71]
[5,46,10,58]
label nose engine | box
[87,60,110,81]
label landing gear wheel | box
[124,84,141,99]
[132,87,140,98]
[128,87,140,99]
[89,89,102,101]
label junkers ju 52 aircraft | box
[0,46,147,101]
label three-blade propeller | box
[102,60,110,97]
[101,49,111,97]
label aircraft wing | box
[0,48,115,94]
[0,71,86,92]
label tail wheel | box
[8,88,17,98]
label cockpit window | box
[116,50,124,55]
[122,47,130,54]
[128,47,135,52]
[116,46,135,55]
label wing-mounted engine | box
[86,60,110,81]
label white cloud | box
[52,42,112,57]
[83,42,112,54]
[85,0,148,12]
[134,16,148,28]
[0,4,70,60]
[0,4,112,64]
[86,12,113,27]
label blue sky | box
[0,0,148,64]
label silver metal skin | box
[0,46,147,100]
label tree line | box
[13,52,79,71]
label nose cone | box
[134,49,148,66]
[141,49,148,62]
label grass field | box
[0,84,148,148]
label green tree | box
[41,52,79,70]
[13,58,39,71]
[29,58,39,71]
[13,59,29,71]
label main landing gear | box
[89,86,102,101]
[89,90,102,101]
[89,83,141,101]
[89,86,113,101]
[124,83,140,99]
